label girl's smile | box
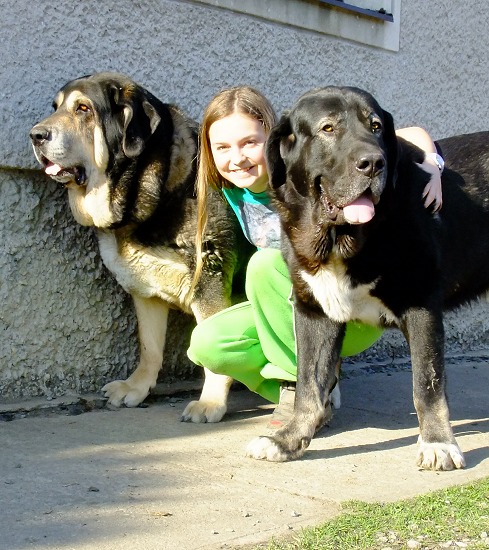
[209,113,269,193]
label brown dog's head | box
[29,72,163,188]
[266,87,398,229]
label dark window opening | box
[317,0,394,22]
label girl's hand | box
[419,157,442,212]
[395,127,443,213]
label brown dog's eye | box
[371,120,382,132]
[321,124,334,133]
[76,104,91,113]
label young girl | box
[186,86,443,426]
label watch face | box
[435,154,445,171]
[428,153,444,171]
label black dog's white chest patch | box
[300,264,395,326]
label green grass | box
[258,477,489,549]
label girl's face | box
[209,113,268,193]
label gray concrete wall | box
[1,0,488,401]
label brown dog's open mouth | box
[41,156,86,186]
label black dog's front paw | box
[245,433,311,462]
[246,409,327,462]
[416,437,466,471]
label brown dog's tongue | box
[45,162,63,176]
[343,196,375,224]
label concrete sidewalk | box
[1,358,488,550]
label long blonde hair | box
[191,86,277,293]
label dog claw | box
[246,436,289,462]
[181,399,227,423]
[102,380,149,408]
[416,440,466,471]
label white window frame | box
[190,0,401,52]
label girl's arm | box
[395,126,443,212]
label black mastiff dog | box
[30,72,244,422]
[246,86,489,470]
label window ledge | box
[318,0,394,22]
[190,0,400,51]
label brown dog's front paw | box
[102,380,149,408]
[416,438,466,470]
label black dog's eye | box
[76,104,91,113]
[371,120,382,133]
[321,124,334,133]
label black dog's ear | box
[382,108,399,183]
[266,114,293,189]
[112,85,161,158]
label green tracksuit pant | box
[187,248,384,404]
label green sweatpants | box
[187,249,384,404]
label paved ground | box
[1,357,488,550]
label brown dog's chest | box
[97,230,192,311]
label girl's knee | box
[340,322,384,357]
[246,249,287,297]
[246,248,283,279]
[187,322,225,375]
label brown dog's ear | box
[266,114,293,189]
[111,85,161,158]
[122,97,161,158]
[382,108,399,183]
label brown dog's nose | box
[356,154,385,178]
[30,125,51,146]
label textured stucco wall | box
[1,170,136,398]
[1,0,488,401]
[0,170,196,399]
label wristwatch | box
[426,152,445,173]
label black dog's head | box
[266,87,398,233]
[29,72,164,187]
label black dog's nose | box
[30,125,51,146]
[356,154,385,178]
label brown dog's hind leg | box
[181,368,233,423]
[180,295,234,423]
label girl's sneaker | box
[267,382,338,430]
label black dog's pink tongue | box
[343,196,375,224]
